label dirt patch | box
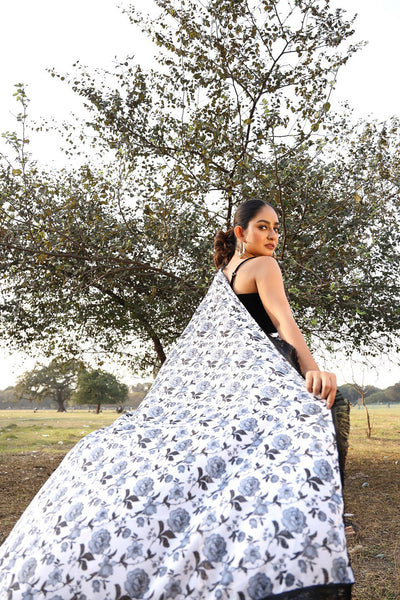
[344,456,400,600]
[1,452,399,599]
[0,452,66,544]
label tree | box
[14,359,84,412]
[128,382,152,409]
[0,386,16,408]
[345,374,373,438]
[71,369,128,414]
[1,1,399,372]
[365,390,389,405]
[338,384,360,406]
[384,383,400,405]
[339,383,381,406]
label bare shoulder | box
[253,257,286,298]
[229,256,282,294]
[251,256,282,276]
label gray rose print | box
[0,271,353,599]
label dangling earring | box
[238,241,246,258]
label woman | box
[215,200,337,406]
[215,199,350,487]
[0,200,353,599]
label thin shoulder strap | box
[229,257,256,289]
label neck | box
[237,250,255,260]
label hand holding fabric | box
[305,370,337,409]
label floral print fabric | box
[0,271,354,599]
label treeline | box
[1,381,399,409]
[339,382,400,406]
[0,382,150,411]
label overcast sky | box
[1,0,399,389]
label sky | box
[0,0,399,389]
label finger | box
[305,371,314,393]
[322,373,337,408]
[326,388,336,410]
[322,372,337,397]
[328,376,337,409]
[312,372,322,396]
[320,374,332,400]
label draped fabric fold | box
[0,271,354,599]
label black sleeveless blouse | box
[227,258,350,492]
[227,258,277,334]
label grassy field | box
[0,405,399,599]
[342,404,400,600]
[0,408,120,454]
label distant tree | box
[71,369,128,414]
[365,390,389,405]
[365,385,383,398]
[339,383,381,406]
[0,386,15,408]
[128,382,152,409]
[339,384,360,406]
[384,383,400,405]
[14,359,84,412]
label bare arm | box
[254,257,337,408]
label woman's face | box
[237,204,279,257]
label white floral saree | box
[0,270,354,599]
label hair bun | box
[213,228,236,269]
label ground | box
[0,452,66,543]
[0,407,399,599]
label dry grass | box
[344,405,400,600]
[0,410,119,545]
[0,451,66,544]
[0,407,399,598]
[0,409,120,453]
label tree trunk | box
[361,390,372,439]
[96,402,101,414]
[150,332,166,365]
[56,389,66,412]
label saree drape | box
[0,270,353,599]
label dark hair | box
[213,199,272,269]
